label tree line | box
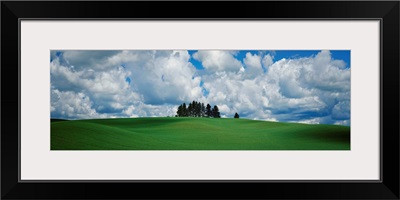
[176,101,221,118]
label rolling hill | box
[51,117,350,150]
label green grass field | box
[51,117,350,150]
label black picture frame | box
[2,1,399,199]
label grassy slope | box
[51,117,350,150]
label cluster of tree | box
[176,101,220,118]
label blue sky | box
[51,50,350,125]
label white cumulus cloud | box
[243,52,264,78]
[51,50,350,125]
[193,50,243,72]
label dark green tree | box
[195,101,201,117]
[176,104,183,117]
[206,104,212,117]
[201,103,206,117]
[176,101,223,118]
[212,105,220,118]
[182,103,187,117]
[188,102,193,117]
[192,101,196,117]
[234,112,239,118]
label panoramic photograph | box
[50,50,350,150]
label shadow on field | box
[297,125,350,143]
